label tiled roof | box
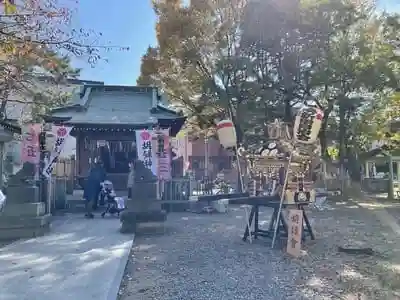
[49,85,181,125]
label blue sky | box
[74,0,399,86]
[72,0,157,85]
[380,0,400,12]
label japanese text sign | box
[136,129,171,179]
[21,124,40,164]
[286,209,303,257]
[136,130,155,172]
[42,126,73,178]
[152,130,171,180]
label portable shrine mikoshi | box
[237,145,318,246]
[230,105,324,248]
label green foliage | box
[137,0,400,153]
[355,92,400,148]
[327,146,339,160]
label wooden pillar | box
[77,133,90,177]
[76,134,81,175]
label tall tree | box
[0,0,127,121]
[137,0,399,155]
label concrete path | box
[0,214,134,300]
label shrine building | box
[45,85,185,189]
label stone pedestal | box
[0,163,50,241]
[120,161,166,234]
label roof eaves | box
[151,104,182,116]
[42,115,72,123]
[35,76,104,86]
[50,104,82,113]
[66,79,104,85]
[86,85,154,93]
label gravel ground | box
[118,201,400,300]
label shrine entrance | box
[91,140,137,174]
[45,85,186,191]
[74,127,138,190]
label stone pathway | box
[0,214,134,300]
[118,201,400,300]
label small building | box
[390,119,400,133]
[361,147,400,199]
[45,85,185,189]
[171,134,236,180]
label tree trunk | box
[320,102,334,157]
[319,124,328,157]
[339,103,346,193]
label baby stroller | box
[100,180,125,218]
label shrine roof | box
[45,85,185,127]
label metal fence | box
[161,177,236,201]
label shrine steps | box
[0,214,51,240]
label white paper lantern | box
[216,119,237,148]
[293,106,323,145]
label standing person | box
[84,159,106,218]
[127,160,136,199]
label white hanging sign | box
[42,126,73,178]
[153,129,171,180]
[136,130,157,175]
[136,129,171,177]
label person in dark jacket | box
[84,160,106,218]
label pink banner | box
[21,124,40,164]
[156,129,171,180]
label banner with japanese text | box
[136,130,157,175]
[42,126,73,178]
[154,129,171,180]
[21,124,41,164]
[135,129,171,179]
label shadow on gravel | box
[135,224,178,237]
[297,200,400,299]
[119,202,400,300]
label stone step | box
[0,214,51,240]
[67,199,86,208]
[64,199,109,214]
[2,202,45,217]
[0,224,50,240]
[0,214,51,229]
